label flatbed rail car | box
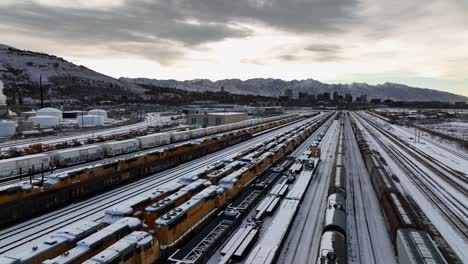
[0,114,301,182]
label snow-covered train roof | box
[0,180,34,192]
[146,179,210,213]
[82,231,154,264]
[4,220,99,263]
[207,161,244,180]
[155,185,223,226]
[219,166,250,189]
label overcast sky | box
[1,0,467,96]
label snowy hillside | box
[123,77,468,102]
[0,44,146,99]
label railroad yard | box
[0,110,466,264]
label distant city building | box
[345,94,353,103]
[323,92,331,101]
[454,101,467,108]
[360,94,368,104]
[316,93,324,102]
[333,91,339,102]
[285,89,293,99]
[309,94,316,102]
[370,98,381,104]
[187,112,248,127]
[220,86,225,93]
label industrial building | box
[187,112,248,127]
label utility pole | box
[39,75,44,108]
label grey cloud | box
[304,44,344,61]
[0,0,359,64]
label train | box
[0,114,299,179]
[0,113,334,264]
[350,115,449,264]
[0,115,305,227]
[104,115,329,231]
[317,116,348,264]
[82,231,160,264]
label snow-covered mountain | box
[0,43,465,103]
[123,77,467,102]
[0,44,146,98]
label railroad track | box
[344,119,379,264]
[0,115,312,186]
[359,113,468,200]
[279,119,339,264]
[355,113,468,240]
[0,116,327,254]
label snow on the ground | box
[421,121,468,141]
[355,113,468,262]
[344,119,396,264]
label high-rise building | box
[360,94,368,104]
[345,94,353,103]
[333,91,339,102]
[285,89,293,99]
[323,92,331,101]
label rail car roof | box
[5,220,99,262]
[155,185,223,225]
[389,193,413,226]
[78,218,141,248]
[146,179,210,213]
[219,167,250,188]
[0,181,33,192]
[397,229,447,264]
[0,153,49,164]
[53,145,101,154]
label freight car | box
[0,220,100,264]
[349,115,449,263]
[0,114,300,181]
[101,139,140,157]
[0,153,50,179]
[0,129,254,227]
[154,185,226,247]
[82,231,160,264]
[136,132,171,150]
[43,217,142,264]
[317,119,348,264]
[52,145,104,167]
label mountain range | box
[123,77,467,102]
[0,43,466,103]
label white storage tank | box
[30,116,59,128]
[36,107,63,121]
[77,115,105,127]
[88,109,107,120]
[0,120,16,137]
